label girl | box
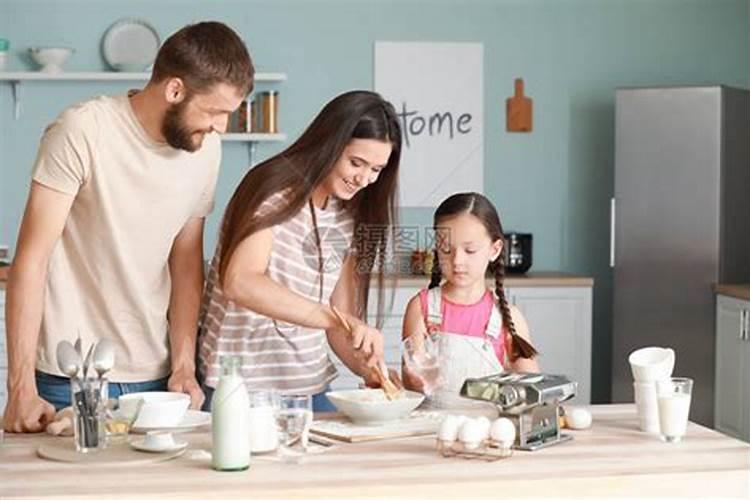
[402,192,539,408]
[198,90,401,411]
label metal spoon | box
[74,335,83,362]
[92,338,115,379]
[56,340,81,381]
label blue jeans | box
[201,385,337,413]
[36,371,169,411]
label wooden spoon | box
[330,306,402,400]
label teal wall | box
[1,0,749,402]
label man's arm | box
[166,217,206,409]
[4,182,74,432]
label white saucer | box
[130,438,188,453]
[132,410,211,434]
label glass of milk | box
[656,377,693,443]
[248,391,280,454]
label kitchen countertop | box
[714,283,750,301]
[0,271,593,292]
[1,404,747,498]
[381,271,593,288]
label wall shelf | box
[0,71,287,119]
[221,133,286,142]
[0,71,288,165]
[0,71,287,82]
[221,133,287,165]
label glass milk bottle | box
[212,356,250,471]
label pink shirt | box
[418,288,508,363]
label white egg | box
[475,416,491,440]
[565,407,593,430]
[437,415,460,444]
[458,419,483,450]
[490,417,516,447]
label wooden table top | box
[1,404,748,499]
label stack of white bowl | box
[628,347,675,434]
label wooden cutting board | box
[310,411,442,443]
[37,438,186,465]
[506,78,533,132]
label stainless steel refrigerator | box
[611,86,750,426]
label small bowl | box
[29,47,74,73]
[119,391,190,429]
[326,388,424,424]
[628,347,675,382]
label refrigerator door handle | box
[744,309,749,341]
[610,197,616,268]
[741,309,747,341]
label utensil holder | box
[71,377,108,452]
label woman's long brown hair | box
[428,192,538,361]
[218,90,401,325]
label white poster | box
[375,41,483,207]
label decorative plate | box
[102,18,160,72]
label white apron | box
[425,287,507,409]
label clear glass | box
[402,333,443,395]
[105,396,142,444]
[656,377,693,443]
[275,394,312,463]
[71,377,108,452]
[248,390,280,453]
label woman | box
[198,90,402,411]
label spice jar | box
[258,91,279,133]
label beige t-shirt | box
[32,93,221,381]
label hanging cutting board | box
[506,78,533,132]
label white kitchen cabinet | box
[506,286,592,404]
[0,289,6,413]
[714,294,750,442]
[329,282,593,405]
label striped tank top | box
[198,192,355,394]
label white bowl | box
[628,347,675,382]
[119,391,190,429]
[29,47,74,73]
[326,389,424,424]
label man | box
[3,21,254,433]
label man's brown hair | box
[151,21,254,96]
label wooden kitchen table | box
[1,405,748,499]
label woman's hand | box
[344,314,385,368]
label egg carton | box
[436,439,513,462]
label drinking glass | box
[248,390,280,453]
[71,377,108,452]
[656,377,693,443]
[402,333,443,395]
[105,397,142,444]
[275,394,312,463]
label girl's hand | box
[401,362,426,393]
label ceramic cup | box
[628,347,675,382]
[633,381,660,434]
[144,431,176,450]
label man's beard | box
[161,99,205,152]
